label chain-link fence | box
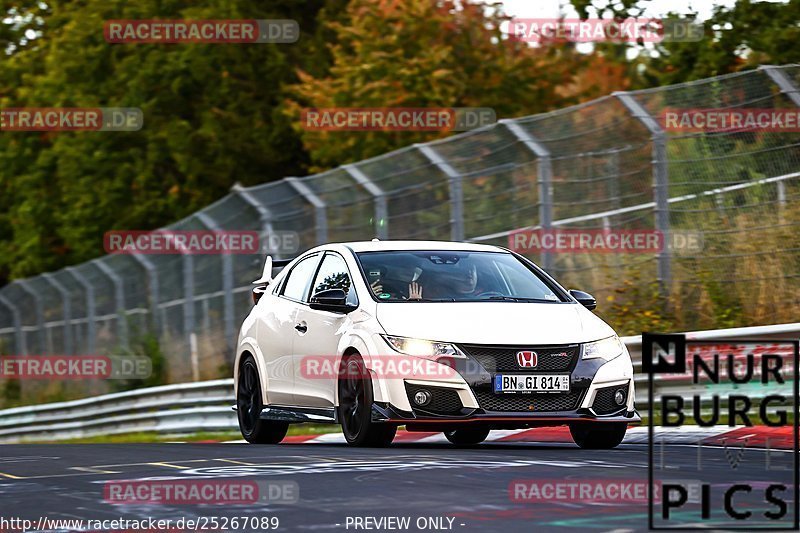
[2,65,800,396]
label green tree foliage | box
[643,0,800,84]
[1,2,48,54]
[0,0,345,282]
[571,0,800,85]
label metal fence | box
[2,65,800,392]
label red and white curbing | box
[225,426,794,449]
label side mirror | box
[252,285,268,305]
[309,288,356,313]
[569,289,596,311]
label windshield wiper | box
[407,297,456,302]
[484,296,557,302]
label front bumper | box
[371,337,639,426]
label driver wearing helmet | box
[369,262,424,300]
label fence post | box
[342,164,389,239]
[286,177,328,245]
[196,212,235,358]
[760,65,800,107]
[415,143,465,241]
[181,249,195,378]
[93,260,129,350]
[130,254,161,337]
[15,280,46,354]
[0,293,25,355]
[607,148,622,212]
[65,267,96,354]
[231,184,280,258]
[614,91,671,295]
[42,273,73,355]
[500,118,553,271]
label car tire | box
[237,355,289,444]
[337,353,396,447]
[444,427,490,446]
[569,422,627,449]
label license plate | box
[493,374,570,393]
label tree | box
[571,0,800,86]
[642,0,800,85]
[0,0,344,282]
[285,0,580,170]
[1,2,48,55]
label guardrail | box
[0,323,797,442]
[0,379,236,442]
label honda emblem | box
[516,350,537,368]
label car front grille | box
[473,388,585,412]
[592,385,627,414]
[404,383,464,415]
[458,343,580,372]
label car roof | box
[336,240,507,253]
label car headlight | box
[382,335,465,359]
[583,335,624,361]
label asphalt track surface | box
[0,439,795,533]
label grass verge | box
[17,424,343,444]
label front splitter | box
[372,402,641,426]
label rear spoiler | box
[252,256,295,285]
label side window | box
[281,255,320,302]
[311,253,358,306]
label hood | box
[375,302,616,345]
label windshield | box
[356,250,566,302]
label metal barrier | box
[0,323,795,443]
[0,379,235,442]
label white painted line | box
[310,433,347,444]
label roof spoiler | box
[252,256,295,285]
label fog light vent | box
[592,385,627,414]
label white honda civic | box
[235,240,638,448]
